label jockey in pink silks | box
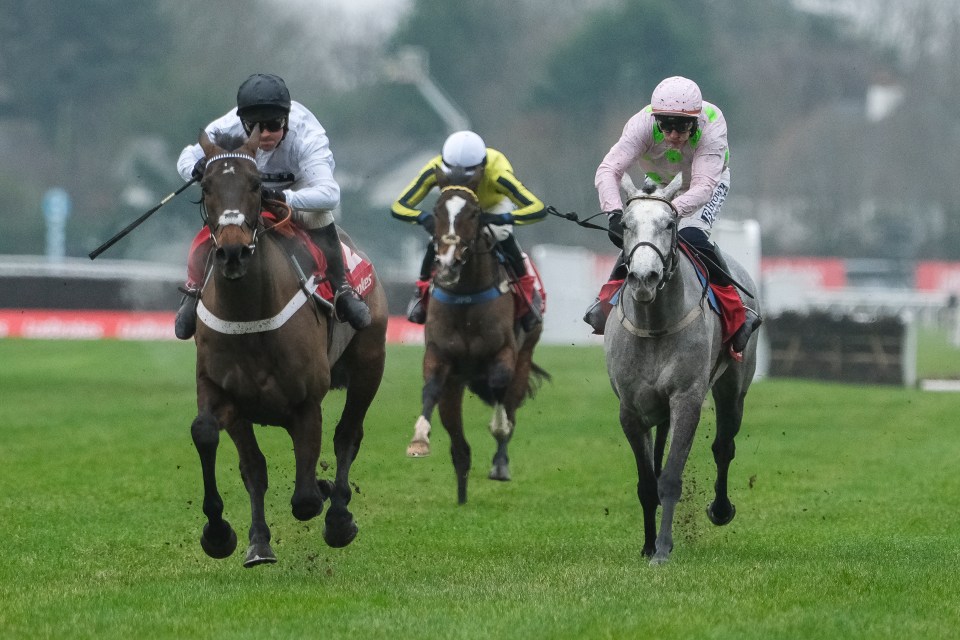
[584,75,761,356]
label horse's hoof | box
[323,513,358,548]
[200,521,238,559]
[406,439,431,457]
[243,543,277,568]
[488,465,511,481]
[706,502,736,526]
[649,554,670,566]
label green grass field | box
[2,338,960,639]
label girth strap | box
[431,282,508,305]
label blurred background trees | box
[0,0,955,267]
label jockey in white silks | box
[174,73,371,339]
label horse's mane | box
[210,131,248,153]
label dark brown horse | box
[406,169,549,504]
[189,128,387,567]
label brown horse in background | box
[189,128,387,566]
[406,169,549,504]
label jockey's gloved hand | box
[261,187,286,203]
[191,158,208,181]
[480,212,513,225]
[417,212,436,235]
[606,209,624,248]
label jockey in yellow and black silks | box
[390,130,547,330]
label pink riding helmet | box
[650,76,702,117]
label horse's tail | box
[468,362,551,406]
[527,362,551,399]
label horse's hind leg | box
[620,408,658,558]
[319,333,385,548]
[706,383,748,526]
[488,403,512,481]
[191,411,238,560]
[438,381,471,504]
[488,346,526,481]
[225,418,275,567]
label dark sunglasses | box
[656,117,696,133]
[242,117,286,134]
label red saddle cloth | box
[186,213,376,302]
[515,253,547,319]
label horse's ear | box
[434,165,449,188]
[661,173,684,201]
[620,172,639,197]
[466,165,484,192]
[199,130,218,157]
[241,126,261,156]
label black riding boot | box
[680,227,763,351]
[407,243,436,324]
[582,252,627,334]
[499,234,541,330]
[174,287,199,340]
[309,225,371,330]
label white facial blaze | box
[438,195,468,268]
[221,165,236,175]
[218,210,245,226]
[438,243,457,267]
[444,195,467,226]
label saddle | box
[595,246,746,340]
[420,252,546,321]
[261,212,376,303]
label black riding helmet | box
[236,73,291,128]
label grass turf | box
[1,339,959,639]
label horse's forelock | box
[211,132,249,153]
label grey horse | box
[604,172,761,565]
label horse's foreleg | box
[408,354,450,457]
[620,407,658,558]
[225,418,275,567]
[652,402,701,565]
[438,381,470,504]
[191,411,238,560]
[707,385,747,526]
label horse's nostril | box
[214,247,227,262]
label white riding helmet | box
[650,76,703,117]
[441,130,487,168]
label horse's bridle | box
[201,153,265,254]
[622,194,681,291]
[435,185,494,268]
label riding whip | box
[88,178,197,260]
